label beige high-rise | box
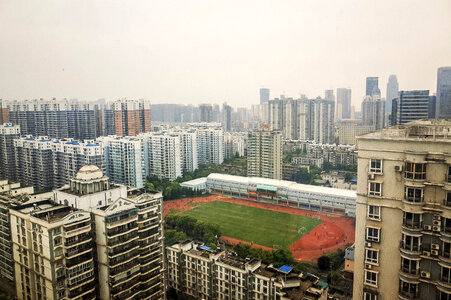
[247,130,282,180]
[353,119,451,300]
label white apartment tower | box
[197,127,224,166]
[247,130,282,180]
[143,133,182,180]
[353,119,451,300]
[98,135,146,188]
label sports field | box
[180,201,322,249]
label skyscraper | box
[260,88,270,104]
[386,75,399,113]
[392,90,431,126]
[366,77,380,96]
[222,103,232,132]
[436,66,451,119]
[0,123,20,181]
[199,104,213,122]
[353,119,451,300]
[112,98,151,136]
[337,88,352,119]
[247,130,282,180]
[362,95,385,130]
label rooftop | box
[75,165,104,180]
[358,119,451,142]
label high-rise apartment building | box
[0,123,20,180]
[171,130,198,174]
[366,77,380,97]
[337,88,352,119]
[98,135,146,188]
[166,241,328,300]
[4,99,103,140]
[0,180,52,284]
[0,100,7,124]
[391,90,431,126]
[12,136,104,191]
[247,130,282,180]
[267,97,335,144]
[10,166,165,300]
[53,166,165,299]
[337,120,375,145]
[112,98,151,136]
[197,126,224,166]
[222,103,232,132]
[14,136,55,192]
[259,88,270,104]
[142,133,182,180]
[436,67,451,119]
[199,104,213,122]
[353,119,451,300]
[386,75,399,113]
[362,96,385,130]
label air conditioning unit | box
[365,264,373,270]
[424,225,432,231]
[365,242,372,248]
[420,271,431,279]
[368,173,375,180]
[431,250,439,256]
[423,251,431,256]
[431,244,440,250]
[433,220,442,226]
[394,165,403,172]
[433,226,441,232]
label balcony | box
[108,232,139,247]
[68,281,96,298]
[108,241,139,257]
[110,258,140,277]
[400,242,421,255]
[399,290,420,300]
[402,220,423,231]
[66,255,93,269]
[400,267,420,279]
[107,222,137,237]
[66,243,93,257]
[110,249,140,267]
[111,276,140,295]
[65,234,92,247]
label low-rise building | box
[166,241,329,300]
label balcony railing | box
[402,220,423,230]
[400,242,421,253]
[66,255,93,268]
[401,267,419,276]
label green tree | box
[291,168,311,184]
[318,255,330,271]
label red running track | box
[163,195,355,262]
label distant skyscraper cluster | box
[259,88,270,104]
[436,67,451,119]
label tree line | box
[165,214,221,247]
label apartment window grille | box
[364,270,377,286]
[369,159,383,173]
[446,192,451,207]
[444,242,451,259]
[367,205,381,220]
[442,266,451,284]
[404,187,424,203]
[366,227,380,243]
[448,166,451,183]
[399,279,418,299]
[368,182,382,196]
[401,234,421,252]
[438,291,451,300]
[400,257,419,275]
[365,249,379,264]
[405,162,426,180]
[403,212,422,229]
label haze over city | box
[1,0,450,107]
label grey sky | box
[1,0,450,108]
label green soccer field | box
[180,201,323,249]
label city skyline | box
[0,1,450,108]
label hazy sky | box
[1,0,450,108]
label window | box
[442,266,451,284]
[446,192,451,207]
[399,279,418,298]
[369,182,382,196]
[367,205,381,220]
[404,187,424,203]
[444,242,451,259]
[363,293,377,300]
[405,162,426,180]
[403,212,422,229]
[364,270,378,286]
[438,290,451,300]
[365,249,379,264]
[401,233,421,252]
[400,257,419,275]
[366,227,380,243]
[448,165,451,183]
[369,159,383,173]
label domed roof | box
[76,165,104,181]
